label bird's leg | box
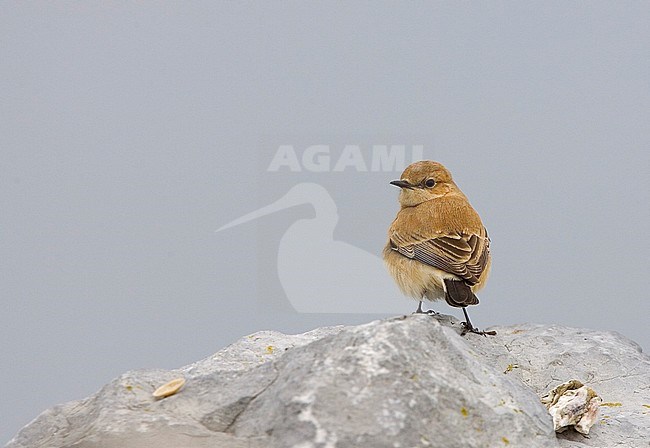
[461,307,496,336]
[414,301,425,314]
[461,307,474,332]
[413,300,438,316]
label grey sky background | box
[2,2,649,443]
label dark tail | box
[444,279,479,308]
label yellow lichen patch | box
[503,364,519,374]
[460,407,468,417]
[501,437,510,445]
[642,404,650,409]
[511,329,525,334]
[410,373,419,381]
[152,377,186,399]
[265,345,275,354]
[600,402,622,407]
[125,385,133,391]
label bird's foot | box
[413,302,438,316]
[413,309,438,315]
[460,321,497,337]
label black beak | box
[390,180,413,189]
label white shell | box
[541,379,602,435]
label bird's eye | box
[425,179,435,188]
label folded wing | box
[390,231,490,286]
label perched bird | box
[383,160,494,335]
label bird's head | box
[390,160,458,207]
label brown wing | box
[390,231,490,285]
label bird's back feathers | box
[388,195,490,286]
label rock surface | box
[6,315,650,448]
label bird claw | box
[412,308,438,316]
[413,301,438,315]
[460,322,497,337]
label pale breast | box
[383,242,459,301]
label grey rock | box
[468,322,650,448]
[6,315,649,448]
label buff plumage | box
[383,161,493,334]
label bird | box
[216,182,405,314]
[383,160,495,335]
